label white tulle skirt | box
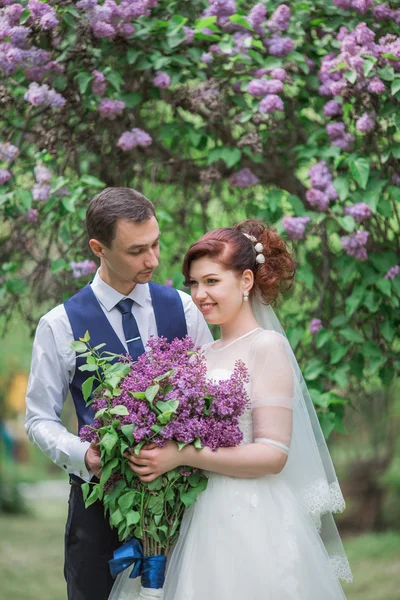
[110,472,347,600]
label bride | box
[115,219,352,599]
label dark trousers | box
[64,476,120,600]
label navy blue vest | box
[64,282,187,431]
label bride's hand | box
[126,440,182,482]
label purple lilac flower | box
[309,161,333,190]
[333,0,353,8]
[367,77,385,94]
[153,71,171,89]
[98,98,125,120]
[340,230,369,260]
[164,279,173,287]
[384,265,400,280]
[32,183,51,202]
[34,164,52,184]
[24,82,66,108]
[282,216,310,240]
[117,128,153,151]
[356,112,375,132]
[26,208,39,223]
[344,202,371,222]
[267,4,290,32]
[183,27,195,44]
[0,169,11,185]
[270,68,287,81]
[248,78,283,96]
[352,0,374,14]
[259,94,284,113]
[392,173,400,186]
[0,142,19,161]
[248,3,267,32]
[70,260,97,279]
[323,100,342,117]
[264,35,294,57]
[92,70,107,96]
[373,3,394,20]
[229,168,259,188]
[306,189,330,211]
[326,122,354,150]
[309,318,323,335]
[201,52,213,64]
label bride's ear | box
[242,269,254,293]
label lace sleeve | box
[250,331,294,455]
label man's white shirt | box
[25,272,213,481]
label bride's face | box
[188,257,248,325]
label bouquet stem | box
[138,586,164,599]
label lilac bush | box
[0,0,399,434]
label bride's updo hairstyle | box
[182,219,296,304]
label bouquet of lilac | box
[74,333,249,600]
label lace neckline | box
[209,328,262,352]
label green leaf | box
[85,485,100,508]
[101,430,119,453]
[81,482,90,502]
[148,494,164,515]
[339,327,364,344]
[51,258,67,273]
[61,196,76,213]
[82,376,95,402]
[19,8,31,24]
[349,157,370,190]
[76,72,93,95]
[344,70,357,84]
[363,58,376,77]
[229,14,252,30]
[130,391,146,399]
[303,359,324,381]
[194,16,218,31]
[315,330,332,349]
[330,343,349,365]
[145,384,160,404]
[81,174,106,188]
[105,71,123,91]
[110,405,129,416]
[126,511,140,527]
[118,491,136,515]
[375,279,391,297]
[318,412,336,439]
[333,176,349,202]
[378,66,394,81]
[110,508,124,527]
[391,79,400,96]
[71,341,88,353]
[177,441,189,451]
[120,92,142,108]
[127,49,142,64]
[6,278,26,295]
[337,215,355,233]
[381,320,395,343]
[79,364,99,372]
[100,457,119,486]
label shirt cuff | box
[65,437,92,481]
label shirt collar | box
[91,270,149,311]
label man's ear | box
[89,238,105,259]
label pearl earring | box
[243,291,249,302]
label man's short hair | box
[86,187,155,247]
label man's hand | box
[126,440,183,482]
[85,440,102,478]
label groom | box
[25,187,212,600]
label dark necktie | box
[115,298,145,360]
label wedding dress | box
[110,326,352,600]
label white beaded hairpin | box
[242,233,265,264]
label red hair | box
[182,219,296,304]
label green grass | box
[1,499,400,600]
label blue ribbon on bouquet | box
[109,538,167,589]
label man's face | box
[100,216,160,285]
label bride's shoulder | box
[251,328,289,353]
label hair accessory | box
[243,291,249,302]
[243,233,257,243]
[242,232,265,265]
